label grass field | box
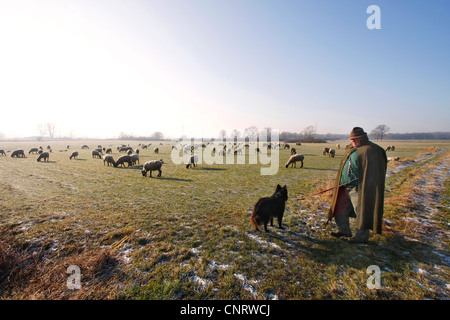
[0,139,448,300]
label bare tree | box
[243,126,259,141]
[219,130,226,138]
[37,123,47,139]
[46,122,56,139]
[302,125,316,142]
[230,129,241,139]
[371,124,390,141]
[150,131,164,140]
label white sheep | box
[186,154,198,169]
[329,149,335,158]
[130,153,139,165]
[285,154,304,168]
[103,154,115,166]
[142,159,164,177]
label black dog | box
[250,184,288,232]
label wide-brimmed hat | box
[348,127,367,140]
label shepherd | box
[327,127,387,244]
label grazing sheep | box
[329,149,335,158]
[81,145,89,149]
[186,154,198,168]
[142,159,164,177]
[37,152,49,162]
[322,147,330,156]
[130,153,139,165]
[28,148,39,154]
[103,154,115,166]
[92,150,102,159]
[154,147,159,154]
[336,143,341,149]
[114,155,132,167]
[118,146,133,153]
[285,154,304,168]
[69,151,79,160]
[0,150,6,156]
[11,150,25,158]
[290,147,296,155]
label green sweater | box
[340,149,358,188]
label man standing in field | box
[328,127,387,243]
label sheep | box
[92,150,102,159]
[11,150,25,158]
[142,159,164,177]
[28,147,39,154]
[0,150,6,156]
[322,147,330,156]
[290,147,296,155]
[329,149,335,158]
[37,152,49,162]
[154,147,159,154]
[285,154,304,168]
[105,148,112,154]
[81,145,89,149]
[114,155,132,167]
[386,145,395,151]
[69,151,79,160]
[103,154,115,166]
[336,143,341,149]
[186,154,198,169]
[130,153,139,165]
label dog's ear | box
[283,185,287,189]
[276,184,281,190]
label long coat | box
[328,140,387,234]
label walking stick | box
[292,178,358,201]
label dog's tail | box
[249,206,261,230]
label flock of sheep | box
[0,143,167,178]
[2,141,396,178]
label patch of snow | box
[245,232,282,250]
[234,273,258,298]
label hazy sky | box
[1,0,449,139]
